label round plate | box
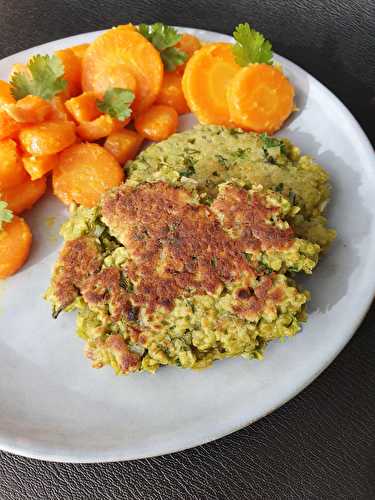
[1,27,374,463]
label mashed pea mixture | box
[46,125,335,374]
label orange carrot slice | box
[70,43,90,60]
[0,110,21,140]
[76,114,125,141]
[22,154,58,180]
[0,216,32,279]
[82,27,163,113]
[55,48,82,98]
[0,80,15,105]
[182,43,240,126]
[104,129,143,164]
[227,64,295,133]
[135,104,178,141]
[65,92,102,123]
[156,71,190,114]
[3,95,51,124]
[1,177,47,214]
[53,143,124,207]
[0,139,29,190]
[19,120,76,156]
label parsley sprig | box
[10,55,67,101]
[97,88,135,121]
[232,23,273,66]
[138,23,188,71]
[0,201,13,231]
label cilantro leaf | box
[97,88,135,121]
[232,23,273,66]
[138,23,188,71]
[0,201,13,231]
[10,54,67,100]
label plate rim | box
[0,26,374,463]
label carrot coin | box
[22,154,59,180]
[135,104,178,141]
[82,27,163,113]
[0,216,32,279]
[156,71,190,114]
[0,139,29,190]
[3,95,51,124]
[104,129,143,164]
[227,64,295,133]
[65,92,102,123]
[19,120,76,156]
[53,143,124,207]
[0,80,15,105]
[182,43,240,126]
[1,177,47,214]
[55,48,82,98]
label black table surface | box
[0,1,374,499]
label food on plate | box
[52,142,124,207]
[3,95,52,124]
[0,203,32,279]
[0,138,28,190]
[1,176,46,214]
[22,153,58,180]
[54,48,82,98]
[156,71,190,114]
[46,125,335,374]
[19,120,76,155]
[182,23,295,132]
[104,129,144,164]
[134,104,178,141]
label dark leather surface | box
[0,1,374,498]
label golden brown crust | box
[105,334,141,374]
[53,236,102,309]
[211,184,294,251]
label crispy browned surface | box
[105,334,141,373]
[53,236,102,309]
[82,267,138,322]
[101,182,290,315]
[211,184,294,251]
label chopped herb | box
[243,252,253,263]
[10,54,67,100]
[234,148,247,159]
[229,128,244,137]
[119,274,134,293]
[210,256,217,268]
[180,156,197,177]
[216,154,230,168]
[275,183,284,192]
[232,23,273,67]
[52,305,63,319]
[260,133,286,154]
[212,171,219,177]
[97,88,135,120]
[138,23,187,71]
[0,201,13,231]
[258,261,273,274]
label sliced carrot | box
[156,71,190,115]
[1,177,47,214]
[0,216,32,279]
[53,143,124,207]
[82,27,163,113]
[70,43,90,60]
[76,114,125,141]
[49,96,70,121]
[182,43,240,126]
[55,48,82,98]
[0,110,21,140]
[65,92,101,123]
[104,129,143,164]
[135,104,178,141]
[0,139,29,190]
[175,34,201,74]
[19,120,76,156]
[227,64,295,133]
[3,95,51,124]
[117,24,136,32]
[22,154,58,180]
[0,80,15,105]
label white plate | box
[1,27,374,463]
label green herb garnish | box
[138,23,188,71]
[10,54,67,100]
[232,23,273,67]
[97,88,135,120]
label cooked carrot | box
[0,139,29,190]
[175,34,201,74]
[3,95,51,124]
[53,143,124,207]
[182,43,240,126]
[0,216,32,279]
[65,92,101,123]
[70,43,90,60]
[49,96,70,121]
[55,48,82,98]
[156,71,190,114]
[82,27,163,113]
[22,154,58,180]
[76,114,125,141]
[0,80,15,105]
[0,110,21,140]
[1,177,47,214]
[19,120,76,156]
[227,64,295,133]
[135,104,178,141]
[104,129,143,164]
